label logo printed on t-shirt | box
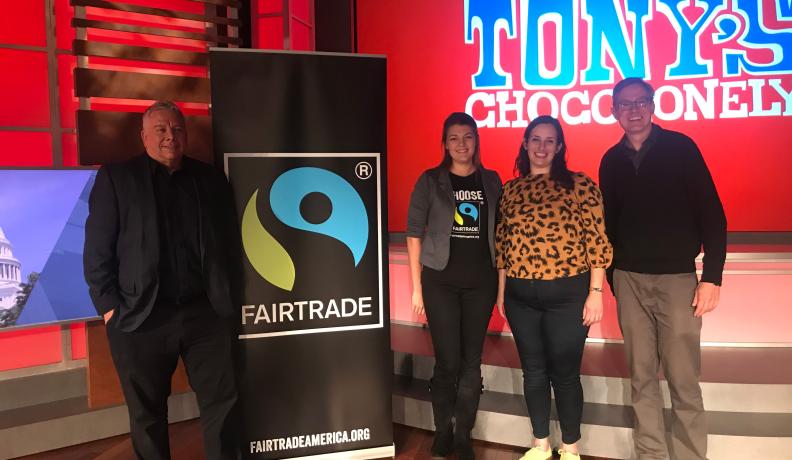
[452,187,483,239]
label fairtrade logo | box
[242,167,369,291]
[454,202,479,225]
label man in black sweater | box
[598,78,726,460]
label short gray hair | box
[142,101,185,125]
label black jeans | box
[422,273,498,390]
[504,272,590,444]
[106,298,240,460]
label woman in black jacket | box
[405,112,502,460]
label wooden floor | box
[18,420,612,460]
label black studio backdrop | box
[209,49,392,459]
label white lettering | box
[341,298,357,317]
[309,300,324,319]
[249,427,373,452]
[465,92,496,127]
[359,297,373,316]
[496,90,528,128]
[467,78,787,125]
[654,85,684,120]
[242,305,255,325]
[325,299,341,318]
[591,88,616,124]
[243,297,377,325]
[683,79,717,120]
[453,190,484,201]
[280,302,294,322]
[254,304,271,324]
[769,79,792,116]
[721,80,748,118]
[560,90,592,125]
[748,78,782,117]
[294,300,307,320]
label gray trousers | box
[613,269,707,460]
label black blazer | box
[84,154,239,332]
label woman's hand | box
[406,237,425,317]
[412,290,425,316]
[582,291,603,326]
[496,269,507,319]
[495,291,505,319]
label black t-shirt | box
[423,171,494,287]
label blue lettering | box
[582,0,651,83]
[780,1,792,18]
[724,0,792,76]
[522,0,577,88]
[656,0,724,78]
[465,0,517,89]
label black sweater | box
[598,125,727,284]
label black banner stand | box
[209,49,392,459]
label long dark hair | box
[438,112,482,169]
[514,115,574,189]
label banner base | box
[287,444,395,460]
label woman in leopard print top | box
[495,115,612,460]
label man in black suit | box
[84,101,241,459]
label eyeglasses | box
[615,98,653,112]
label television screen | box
[0,169,98,329]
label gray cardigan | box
[406,166,502,270]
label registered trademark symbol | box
[355,161,373,180]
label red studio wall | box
[357,0,792,232]
[0,0,312,372]
[0,0,80,370]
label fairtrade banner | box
[210,50,392,460]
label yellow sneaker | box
[518,446,552,460]
[558,448,581,460]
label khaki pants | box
[614,270,707,460]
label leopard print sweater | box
[495,172,612,279]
